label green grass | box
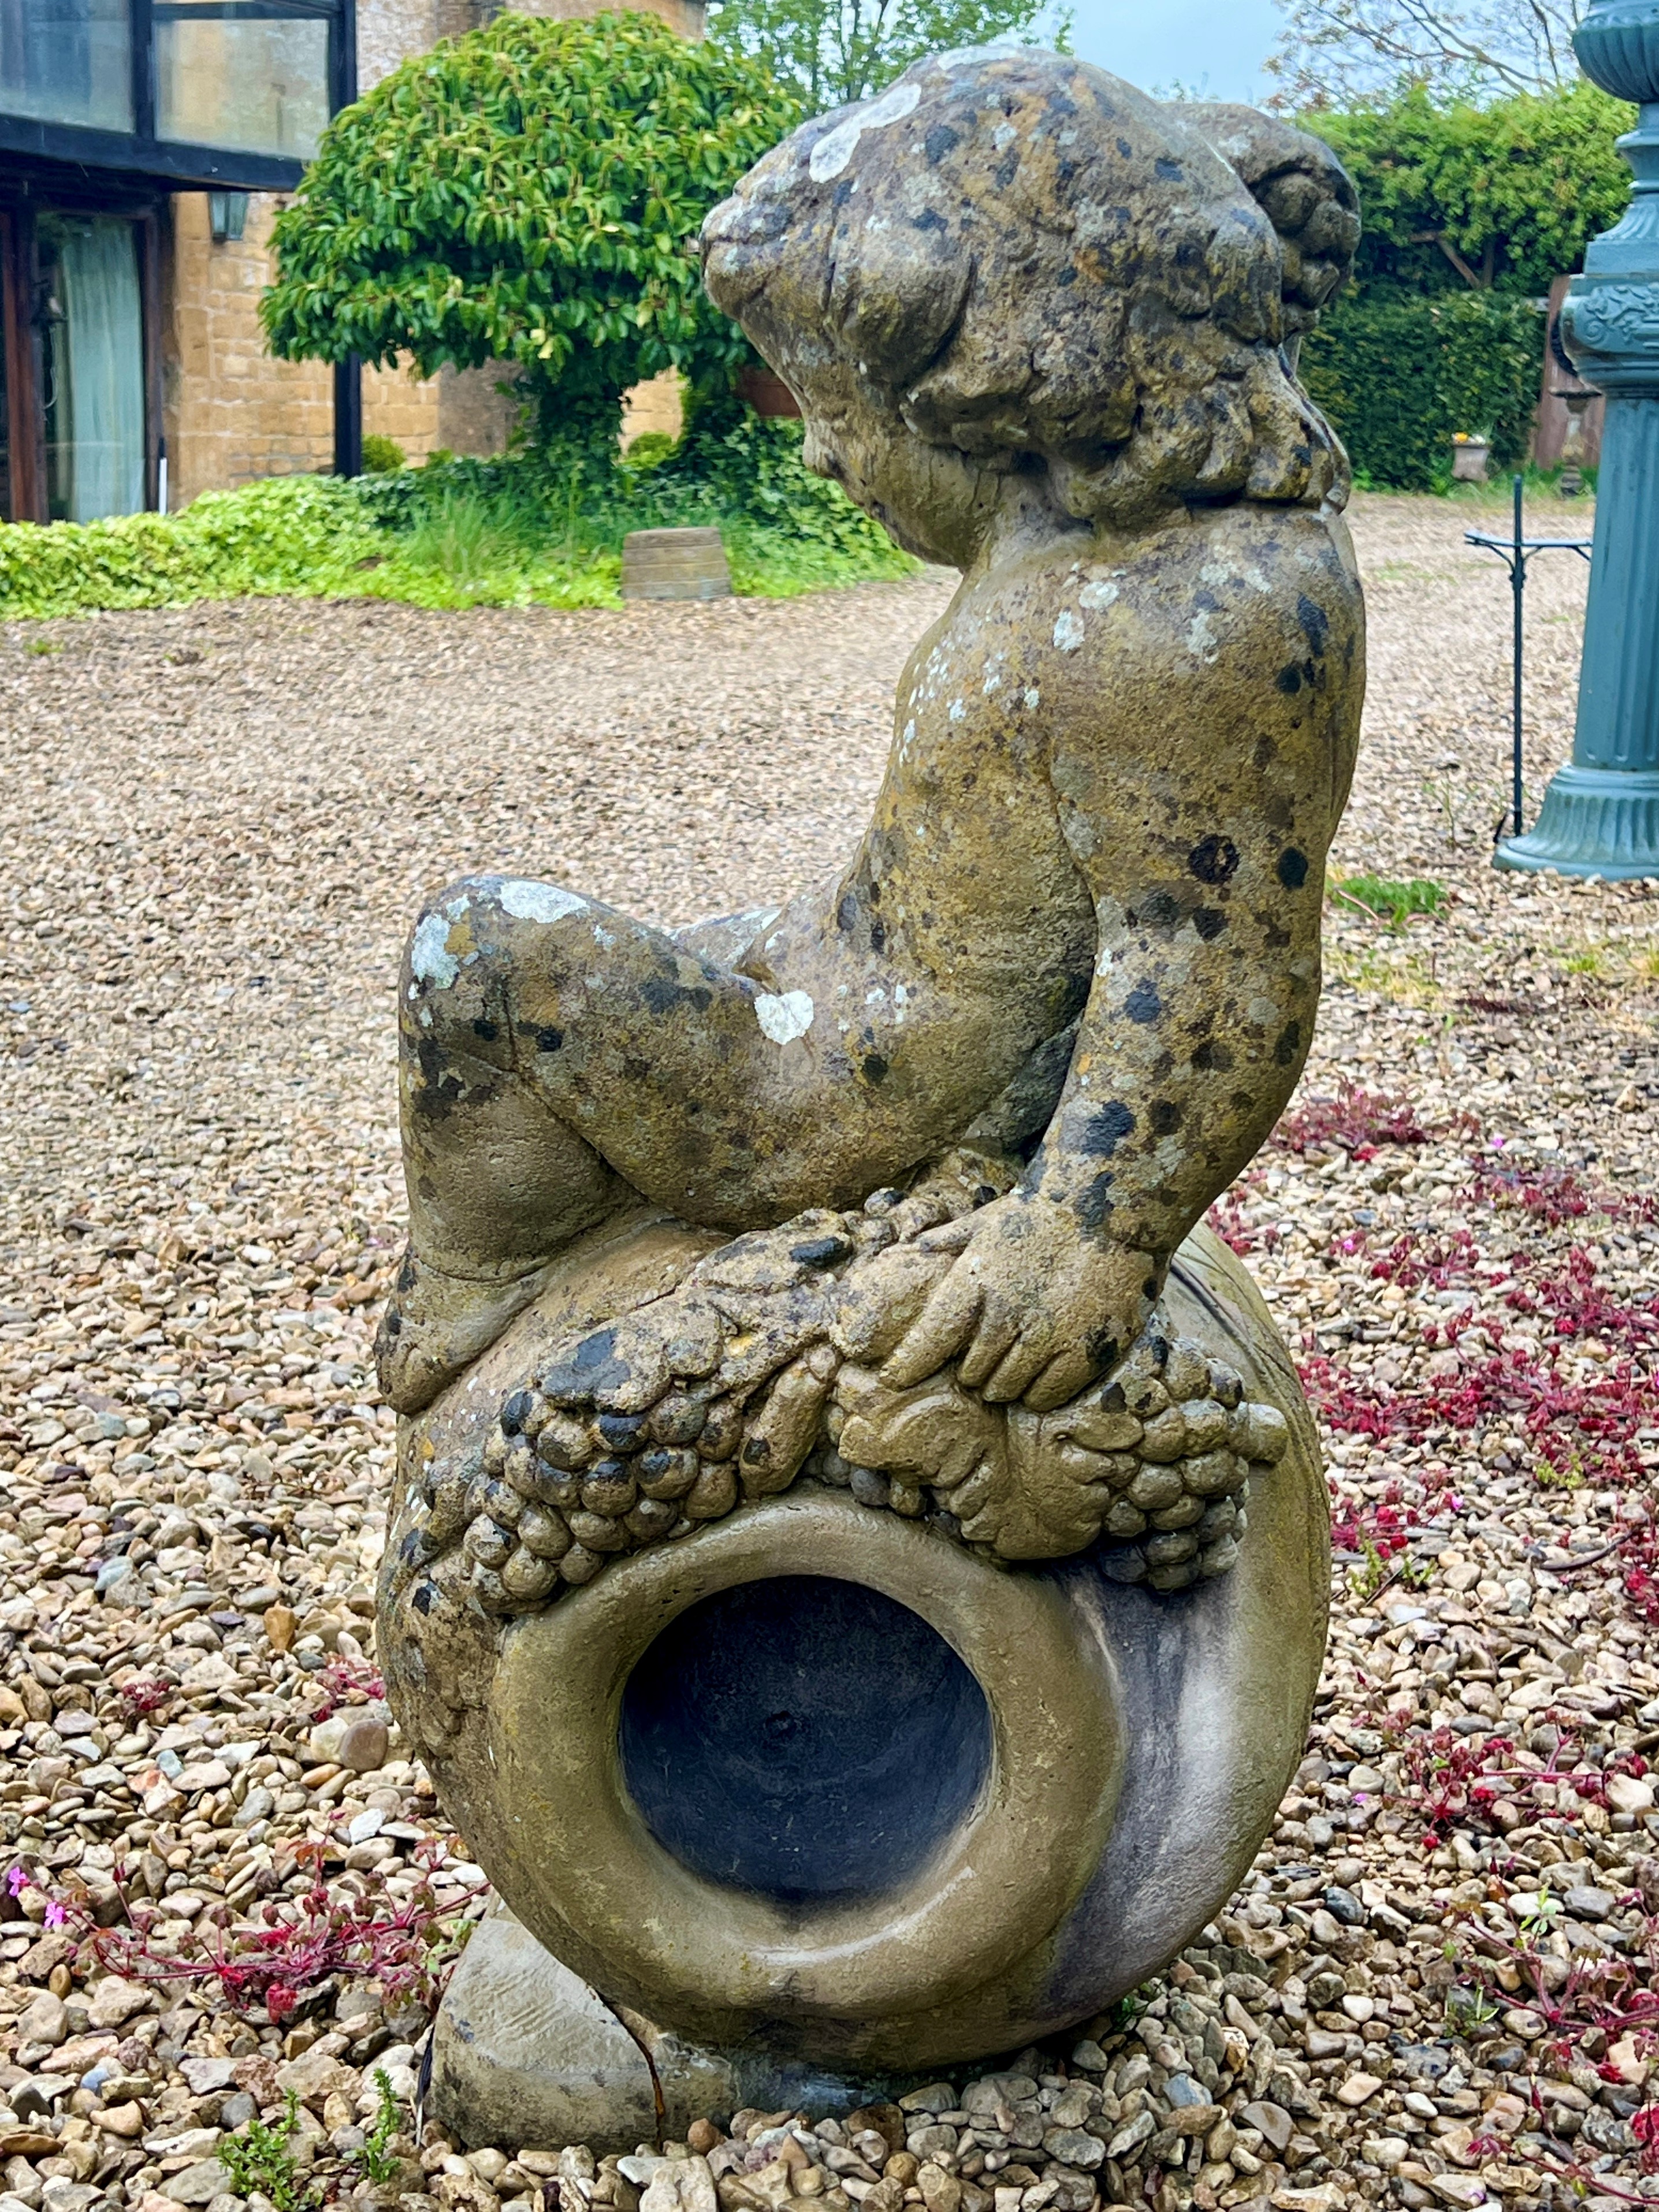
[1332,874,1447,925]
[1332,874,1448,925]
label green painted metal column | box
[1498,0,1659,878]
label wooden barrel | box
[620,526,731,602]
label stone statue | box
[373,50,1364,2145]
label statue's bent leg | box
[380,873,898,1412]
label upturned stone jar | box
[381,1213,1326,2130]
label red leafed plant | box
[1468,1162,1595,1226]
[1274,1081,1431,1161]
[312,1655,387,1723]
[1367,1228,1481,1293]
[1206,1192,1281,1259]
[1397,1727,1524,1845]
[51,1844,466,2023]
[1327,1477,1423,1562]
[117,1678,174,1722]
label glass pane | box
[156,7,328,159]
[41,214,147,522]
[0,0,133,133]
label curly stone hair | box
[702,49,1362,530]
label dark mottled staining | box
[1116,137,1133,158]
[1155,156,1184,181]
[869,917,887,954]
[913,207,947,233]
[862,1053,889,1084]
[414,1582,435,1615]
[1193,907,1227,941]
[993,152,1018,191]
[836,892,858,933]
[535,1025,563,1053]
[1075,1172,1115,1230]
[412,1037,473,1119]
[924,123,962,163]
[472,1018,499,1042]
[1079,1100,1136,1156]
[622,1055,650,1083]
[832,179,854,208]
[1138,889,1182,930]
[1192,1040,1234,1073]
[1124,980,1163,1025]
[789,1234,855,1269]
[1058,265,1077,286]
[1277,847,1310,891]
[1297,595,1329,659]
[1274,1019,1303,1067]
[1149,1099,1182,1136]
[1085,1323,1122,1366]
[639,974,713,1016]
[1188,835,1240,886]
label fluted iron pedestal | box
[1498,1,1659,878]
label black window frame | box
[0,0,351,190]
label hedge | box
[1301,291,1548,493]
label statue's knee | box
[406,876,518,1026]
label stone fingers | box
[1020,1341,1099,1413]
[880,1261,985,1388]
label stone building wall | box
[161,0,701,509]
[163,192,334,509]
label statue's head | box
[702,49,1359,565]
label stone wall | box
[163,191,335,510]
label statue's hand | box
[881,1193,1158,1413]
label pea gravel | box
[1,489,1656,2212]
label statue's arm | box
[884,537,1362,1412]
[1027,759,1345,1268]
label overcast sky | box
[1062,0,1285,103]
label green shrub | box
[619,431,678,473]
[1302,291,1546,491]
[1305,83,1635,303]
[262,12,799,455]
[0,475,381,617]
[360,434,407,474]
[0,409,915,620]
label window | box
[155,1,331,161]
[0,0,132,133]
[40,211,147,520]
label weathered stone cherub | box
[377,50,1364,1441]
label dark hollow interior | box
[617,1574,993,1904]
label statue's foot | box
[376,1247,560,1416]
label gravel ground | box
[1,487,1657,2212]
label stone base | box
[1496,763,1659,878]
[431,1907,936,2151]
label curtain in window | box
[54,217,146,521]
